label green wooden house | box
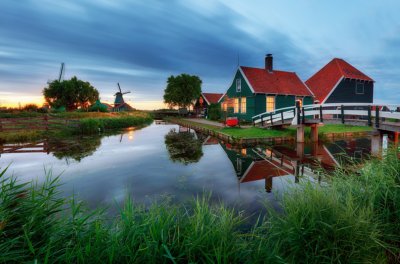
[219,54,314,121]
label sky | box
[0,0,399,109]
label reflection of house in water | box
[220,144,290,193]
[220,137,373,193]
[202,136,220,146]
[324,138,371,163]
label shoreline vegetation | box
[0,150,399,263]
[168,117,373,141]
[0,111,153,143]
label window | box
[356,82,364,94]
[266,96,275,112]
[236,78,241,92]
[221,102,227,111]
[241,148,247,156]
[240,97,246,113]
[234,98,239,113]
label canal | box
[0,122,376,215]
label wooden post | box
[296,142,304,158]
[261,115,264,126]
[367,106,372,126]
[281,112,284,124]
[270,112,273,125]
[319,105,323,123]
[296,125,305,143]
[371,130,381,156]
[341,105,345,124]
[265,177,272,193]
[296,102,301,125]
[310,124,319,142]
[302,107,305,124]
[375,107,380,128]
[394,132,399,146]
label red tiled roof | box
[240,160,288,183]
[305,58,374,103]
[240,66,313,96]
[202,93,223,104]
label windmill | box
[58,62,65,82]
[47,62,65,84]
[114,83,131,108]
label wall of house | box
[222,70,256,121]
[221,69,314,121]
[276,95,295,109]
[325,79,373,103]
[303,96,314,105]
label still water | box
[0,122,373,213]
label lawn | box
[172,118,372,139]
[220,127,295,138]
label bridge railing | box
[252,106,297,126]
[253,103,400,128]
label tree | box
[163,74,202,109]
[164,129,203,164]
[43,76,99,111]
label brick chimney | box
[265,54,273,73]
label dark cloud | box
[0,0,398,106]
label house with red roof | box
[193,92,223,117]
[219,54,314,121]
[305,58,374,104]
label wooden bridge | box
[252,103,400,143]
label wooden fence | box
[0,116,80,132]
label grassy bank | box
[0,111,153,143]
[1,151,399,263]
[170,118,372,140]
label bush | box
[22,104,39,112]
[207,103,221,121]
[77,116,153,135]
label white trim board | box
[201,93,210,105]
[238,66,255,93]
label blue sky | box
[0,0,399,109]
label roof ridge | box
[240,66,297,74]
[334,58,345,76]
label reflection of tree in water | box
[50,136,102,162]
[164,129,203,164]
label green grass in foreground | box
[1,151,399,263]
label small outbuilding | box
[193,92,224,117]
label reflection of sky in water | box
[0,124,287,213]
[0,123,374,214]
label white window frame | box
[236,78,241,92]
[356,82,364,94]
